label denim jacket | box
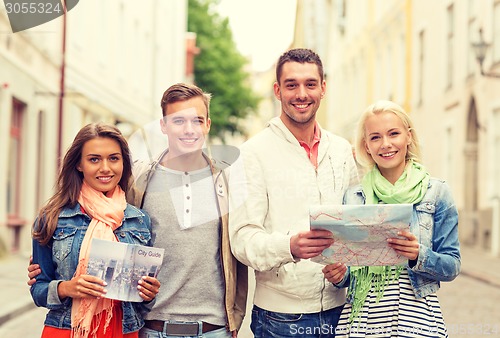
[31,203,152,334]
[339,178,461,300]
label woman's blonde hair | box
[354,100,422,168]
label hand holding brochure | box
[87,238,164,302]
[310,204,412,266]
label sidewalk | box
[1,245,499,328]
[0,251,36,326]
[459,245,500,288]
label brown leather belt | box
[144,320,224,336]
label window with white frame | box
[397,34,406,104]
[418,29,425,105]
[8,98,25,218]
[493,109,500,198]
[445,125,453,182]
[386,43,393,100]
[446,4,455,89]
[117,2,125,82]
[467,0,477,76]
[375,51,382,99]
[133,20,140,93]
[98,0,109,68]
[493,1,500,63]
[35,110,45,209]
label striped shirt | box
[335,269,448,337]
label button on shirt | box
[163,165,219,230]
[298,122,321,168]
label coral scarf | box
[71,181,126,338]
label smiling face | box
[274,61,326,127]
[160,96,211,158]
[363,111,412,184]
[77,137,123,194]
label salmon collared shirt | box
[298,121,321,168]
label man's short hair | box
[160,83,212,117]
[276,48,324,83]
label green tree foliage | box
[188,0,260,142]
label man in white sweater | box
[229,48,359,337]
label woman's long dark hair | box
[33,123,132,245]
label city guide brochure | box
[87,238,165,302]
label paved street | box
[2,270,498,338]
[439,274,500,337]
[0,305,45,337]
[239,270,500,338]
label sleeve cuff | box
[411,244,429,271]
[333,267,350,288]
[47,280,64,306]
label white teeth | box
[295,104,308,109]
[381,152,396,157]
[180,139,197,144]
[98,176,112,182]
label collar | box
[297,121,321,148]
[59,202,144,219]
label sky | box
[216,0,297,72]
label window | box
[493,110,500,198]
[117,2,125,81]
[445,125,453,182]
[374,52,382,99]
[418,30,425,105]
[397,34,406,104]
[446,4,455,89]
[467,1,477,76]
[385,43,393,100]
[493,1,500,63]
[36,110,45,209]
[98,0,109,67]
[7,98,25,217]
[336,0,347,34]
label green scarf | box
[347,160,430,323]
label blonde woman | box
[323,101,460,337]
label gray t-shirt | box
[143,164,226,325]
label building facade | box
[322,0,500,255]
[0,0,188,254]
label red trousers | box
[41,302,138,338]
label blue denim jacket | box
[339,178,461,300]
[30,203,152,334]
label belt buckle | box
[165,320,201,336]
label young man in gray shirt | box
[129,83,247,338]
[29,83,247,338]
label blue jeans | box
[139,326,232,338]
[250,304,344,338]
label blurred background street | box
[2,1,500,337]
